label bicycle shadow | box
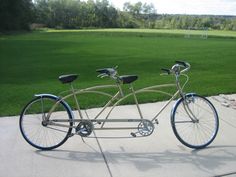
[35,144,236,175]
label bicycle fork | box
[182,95,199,123]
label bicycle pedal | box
[155,119,159,124]
[130,132,137,137]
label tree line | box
[0,0,236,31]
[0,0,34,31]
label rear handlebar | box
[96,66,118,79]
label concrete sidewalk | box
[0,95,236,177]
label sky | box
[108,0,236,15]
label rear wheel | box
[171,94,219,149]
[19,95,73,150]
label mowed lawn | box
[0,29,236,116]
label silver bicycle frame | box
[46,81,182,130]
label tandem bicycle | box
[19,61,219,150]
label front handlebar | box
[161,60,191,75]
[96,61,190,80]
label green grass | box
[47,28,236,38]
[0,29,236,116]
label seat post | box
[116,82,124,97]
[130,84,144,119]
[70,83,83,119]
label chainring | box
[76,120,94,137]
[138,120,155,136]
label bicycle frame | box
[46,77,186,131]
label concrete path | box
[0,95,236,177]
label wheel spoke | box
[19,96,72,150]
[172,95,219,149]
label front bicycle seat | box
[119,75,138,84]
[59,74,78,84]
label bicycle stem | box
[175,74,185,98]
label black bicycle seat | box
[59,74,78,84]
[119,75,138,84]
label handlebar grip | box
[175,60,187,67]
[161,68,171,75]
[96,69,110,74]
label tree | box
[142,3,156,28]
[17,0,236,31]
[34,0,53,27]
[34,0,119,28]
[0,0,34,31]
[123,2,132,13]
[142,3,156,14]
[123,1,143,16]
[133,2,142,15]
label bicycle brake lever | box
[101,74,108,78]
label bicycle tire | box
[19,95,73,150]
[171,93,219,149]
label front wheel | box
[19,95,73,150]
[171,94,219,149]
